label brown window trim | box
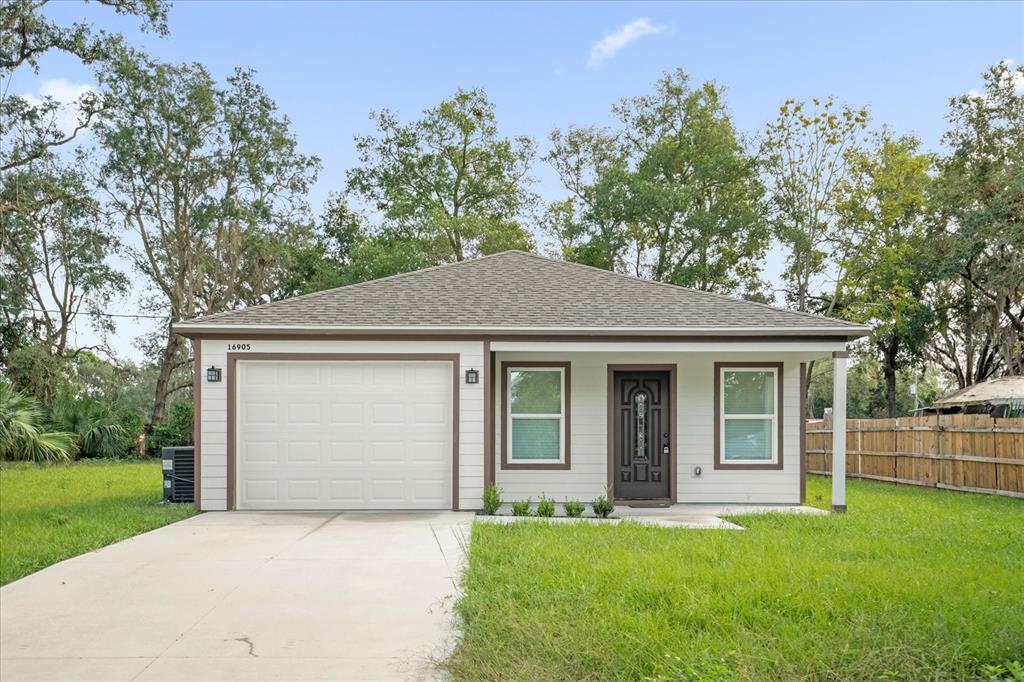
[500,361,571,470]
[713,361,784,471]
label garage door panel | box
[243,402,278,426]
[285,441,321,463]
[244,479,279,501]
[236,360,451,510]
[243,441,279,464]
[371,403,405,425]
[287,364,322,385]
[328,364,365,384]
[328,479,362,502]
[372,364,406,385]
[328,441,362,462]
[243,364,279,385]
[329,403,363,425]
[412,441,446,463]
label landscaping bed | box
[0,460,196,585]
[444,476,1024,681]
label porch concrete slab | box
[485,502,827,530]
[0,511,473,681]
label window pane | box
[510,418,560,460]
[724,370,774,414]
[510,370,561,414]
[723,419,773,460]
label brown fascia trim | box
[832,350,850,358]
[713,361,785,471]
[178,330,864,343]
[500,361,571,471]
[799,362,807,504]
[225,352,461,511]
[606,365,678,502]
[193,342,202,511]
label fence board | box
[806,414,1024,498]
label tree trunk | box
[882,350,898,418]
[804,358,815,416]
[148,329,183,432]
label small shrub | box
[592,487,615,518]
[536,495,555,517]
[481,483,503,515]
[147,399,194,456]
[511,499,532,516]
[564,499,585,518]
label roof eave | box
[173,323,870,340]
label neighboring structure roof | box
[174,251,869,337]
[933,375,1024,407]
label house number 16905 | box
[227,343,251,351]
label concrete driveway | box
[0,511,473,681]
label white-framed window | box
[719,366,778,464]
[507,366,565,464]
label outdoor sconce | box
[465,368,479,385]
[206,366,222,383]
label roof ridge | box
[508,250,861,328]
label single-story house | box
[174,251,866,513]
[926,375,1024,417]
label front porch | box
[482,341,851,511]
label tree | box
[1,0,169,206]
[0,379,74,462]
[928,61,1024,377]
[838,133,935,416]
[761,97,869,313]
[760,96,869,405]
[545,70,768,295]
[93,54,319,427]
[0,159,127,357]
[807,356,947,419]
[345,88,536,264]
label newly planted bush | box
[591,489,615,518]
[481,483,503,515]
[511,499,532,516]
[564,500,585,518]
[536,495,555,517]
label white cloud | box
[21,78,98,136]
[968,59,1024,100]
[1001,59,1024,92]
[587,18,667,69]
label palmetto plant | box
[48,396,127,459]
[0,381,74,463]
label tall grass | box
[443,477,1024,681]
[0,460,196,585]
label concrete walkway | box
[487,502,827,529]
[0,511,473,681]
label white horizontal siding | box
[494,350,820,505]
[197,338,485,511]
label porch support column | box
[832,350,848,513]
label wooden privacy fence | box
[806,414,1024,499]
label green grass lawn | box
[0,460,197,586]
[444,477,1024,681]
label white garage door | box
[236,360,452,510]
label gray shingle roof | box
[175,251,867,336]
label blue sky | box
[14,1,1024,360]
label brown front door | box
[613,370,671,499]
